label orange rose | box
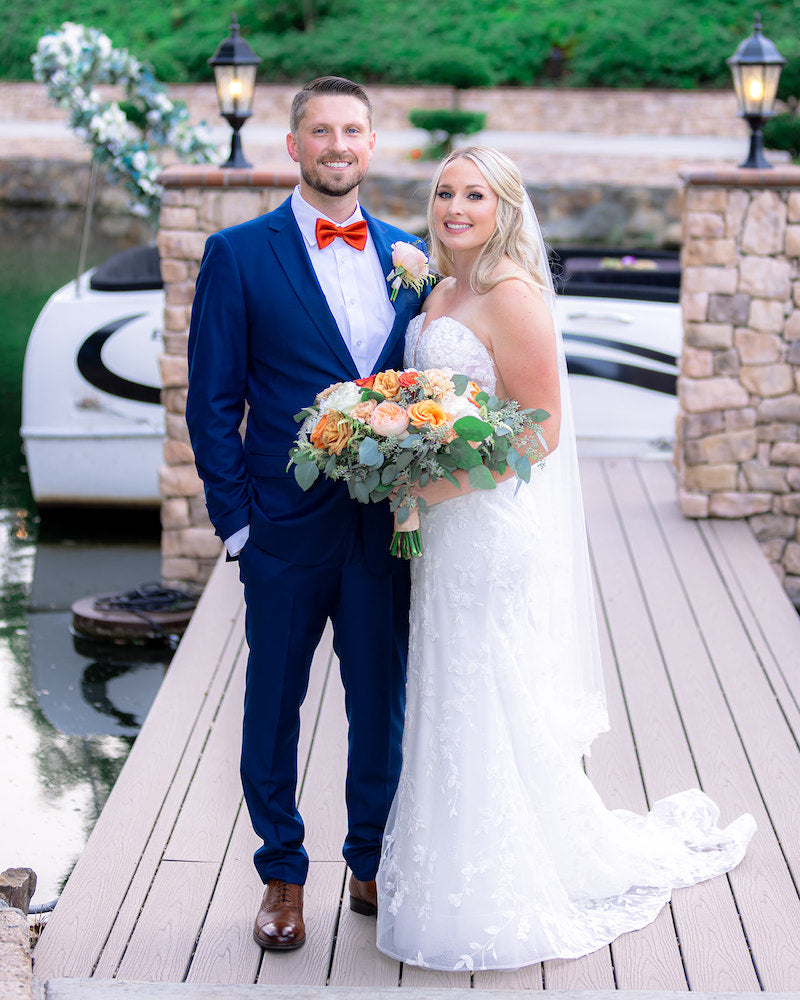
[355,375,376,390]
[320,413,354,455]
[373,369,402,400]
[398,370,419,388]
[310,413,329,448]
[468,380,483,404]
[407,400,450,429]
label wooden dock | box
[32,458,800,994]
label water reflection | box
[0,207,164,905]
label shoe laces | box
[273,880,294,904]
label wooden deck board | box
[33,457,800,994]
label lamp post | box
[727,14,785,170]
[209,14,261,169]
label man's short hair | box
[289,76,374,135]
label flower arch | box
[32,22,219,223]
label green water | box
[0,208,164,906]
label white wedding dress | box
[375,314,756,972]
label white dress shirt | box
[224,188,396,556]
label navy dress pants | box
[237,522,409,886]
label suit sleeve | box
[186,232,252,541]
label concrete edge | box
[37,982,800,1000]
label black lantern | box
[209,14,262,169]
[727,14,786,169]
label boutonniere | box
[386,241,436,301]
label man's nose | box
[329,130,349,151]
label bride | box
[374,147,756,971]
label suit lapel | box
[267,201,360,378]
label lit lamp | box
[209,14,262,169]
[727,14,785,169]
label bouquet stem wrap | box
[390,506,421,559]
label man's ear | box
[287,132,299,163]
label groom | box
[186,77,423,950]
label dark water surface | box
[0,208,166,905]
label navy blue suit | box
[186,196,422,884]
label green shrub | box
[409,109,487,158]
[763,114,800,161]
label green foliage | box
[5,0,800,91]
[763,113,800,161]
[414,48,493,90]
[409,109,487,158]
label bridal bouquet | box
[289,368,549,557]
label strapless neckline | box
[406,313,494,373]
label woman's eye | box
[468,192,483,200]
[436,190,452,199]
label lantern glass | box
[213,63,257,117]
[732,62,783,117]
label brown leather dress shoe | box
[253,879,305,950]
[348,873,378,916]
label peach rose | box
[368,401,410,436]
[372,369,402,400]
[320,413,354,455]
[423,369,455,399]
[407,400,450,429]
[391,242,429,282]
[351,399,378,422]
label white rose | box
[319,381,362,415]
[441,390,479,421]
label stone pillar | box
[156,164,297,591]
[677,166,800,607]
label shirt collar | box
[291,186,365,248]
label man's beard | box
[300,160,367,199]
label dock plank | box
[32,558,244,983]
[32,457,800,993]
[604,458,760,992]
[114,861,219,982]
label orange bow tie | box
[315,217,368,251]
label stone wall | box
[676,166,800,607]
[156,165,297,590]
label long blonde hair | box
[426,146,550,295]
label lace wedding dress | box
[375,314,756,972]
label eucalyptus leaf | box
[395,505,410,525]
[324,453,338,475]
[363,470,381,493]
[419,472,429,487]
[395,449,416,469]
[468,465,497,490]
[417,497,427,511]
[359,436,383,467]
[442,468,460,488]
[515,455,531,483]
[400,435,422,449]
[454,415,493,441]
[381,463,398,484]
[449,438,483,469]
[437,452,458,470]
[353,480,370,503]
[474,390,489,405]
[530,408,550,423]
[293,461,319,491]
[452,373,468,395]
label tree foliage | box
[4,0,799,91]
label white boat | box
[21,246,165,507]
[20,245,681,507]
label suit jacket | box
[186,196,426,571]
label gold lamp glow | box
[208,14,262,169]
[727,14,785,169]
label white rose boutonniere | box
[386,241,435,301]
